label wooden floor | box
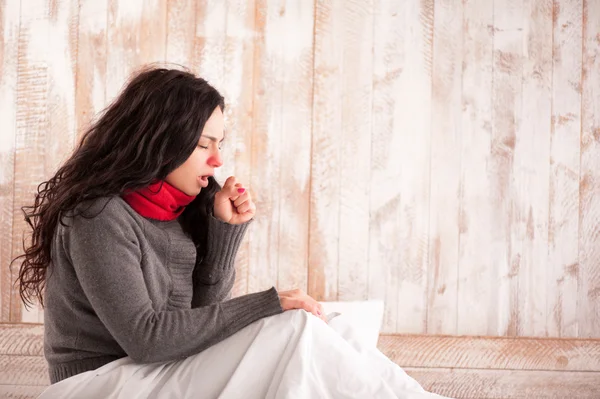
[1,324,599,398]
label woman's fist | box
[213,176,256,225]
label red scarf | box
[122,180,195,221]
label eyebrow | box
[201,135,225,143]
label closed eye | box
[197,143,223,150]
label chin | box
[189,187,202,196]
[177,184,198,196]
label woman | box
[15,66,450,398]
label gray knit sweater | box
[44,196,283,384]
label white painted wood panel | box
[457,0,495,336]
[309,0,373,302]
[12,0,53,324]
[189,0,257,298]
[269,1,313,295]
[547,0,583,338]
[221,0,257,298]
[0,0,21,323]
[369,0,433,334]
[428,0,462,335]
[518,0,552,338]
[76,0,108,140]
[490,0,523,337]
[248,0,314,297]
[578,0,600,338]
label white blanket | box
[38,308,452,398]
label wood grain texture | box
[249,0,313,295]
[46,0,79,163]
[0,385,46,399]
[0,355,48,386]
[272,1,313,294]
[394,0,434,334]
[166,0,196,68]
[0,0,20,323]
[190,1,253,297]
[457,0,494,336]
[309,0,373,302]
[404,367,600,399]
[368,0,403,333]
[427,0,462,335]
[517,0,552,338]
[491,0,523,337]
[0,324,43,356]
[308,0,342,301]
[190,1,255,298]
[106,0,141,101]
[578,0,600,338]
[547,0,583,338]
[75,0,108,141]
[192,0,226,89]
[35,0,80,325]
[335,0,372,302]
[221,0,256,298]
[377,334,600,371]
[369,0,433,334]
[105,0,168,102]
[11,0,51,323]
[247,0,281,294]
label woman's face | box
[165,106,224,196]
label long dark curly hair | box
[12,66,225,309]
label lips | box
[198,175,211,188]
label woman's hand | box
[278,289,327,323]
[213,176,256,225]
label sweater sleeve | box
[192,215,250,308]
[62,205,282,364]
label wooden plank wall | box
[0,0,599,337]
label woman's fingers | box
[317,302,325,316]
[233,192,249,207]
[222,176,238,194]
[230,187,256,215]
[236,202,253,214]
[297,299,323,321]
[311,305,325,322]
[279,289,327,322]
